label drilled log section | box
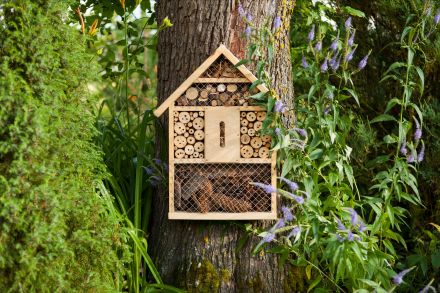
[175,83,258,107]
[173,111,205,159]
[240,111,272,158]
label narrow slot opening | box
[220,121,225,147]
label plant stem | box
[124,10,131,133]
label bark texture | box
[151,1,301,292]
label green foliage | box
[0,1,131,291]
[242,1,440,291]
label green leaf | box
[344,164,354,188]
[414,66,425,95]
[384,98,402,113]
[281,158,294,178]
[383,135,397,144]
[383,62,406,77]
[370,114,397,124]
[307,275,322,293]
[359,279,380,287]
[309,149,323,160]
[344,88,360,106]
[344,6,366,18]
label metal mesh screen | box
[200,56,244,78]
[174,83,258,107]
[174,163,272,213]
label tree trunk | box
[151,1,302,292]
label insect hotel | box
[154,45,277,220]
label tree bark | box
[151,1,302,292]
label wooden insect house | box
[154,45,277,220]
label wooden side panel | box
[204,108,240,162]
[169,106,175,214]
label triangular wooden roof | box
[154,44,269,117]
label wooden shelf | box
[174,158,272,164]
[195,78,251,83]
[169,211,277,220]
[173,106,265,111]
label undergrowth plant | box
[73,1,181,292]
[239,1,439,291]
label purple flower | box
[359,221,366,232]
[329,54,338,68]
[435,10,440,25]
[336,217,347,231]
[418,142,425,162]
[400,139,408,155]
[276,219,285,229]
[358,54,369,70]
[345,17,352,29]
[324,105,331,115]
[245,26,252,37]
[308,25,315,42]
[301,54,309,68]
[320,58,328,72]
[336,233,345,242]
[143,166,155,175]
[330,55,341,71]
[238,3,245,16]
[294,128,307,137]
[279,177,299,191]
[347,208,359,226]
[327,91,334,100]
[286,192,304,204]
[392,268,414,285]
[288,226,301,238]
[407,153,415,163]
[330,35,339,51]
[274,16,282,29]
[345,47,356,62]
[414,119,422,140]
[275,127,281,135]
[246,13,253,22]
[252,182,277,193]
[348,30,356,46]
[314,41,322,52]
[282,206,294,221]
[347,230,355,241]
[262,232,275,243]
[274,100,284,112]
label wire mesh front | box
[173,163,272,213]
[200,56,244,78]
[174,83,258,107]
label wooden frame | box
[168,150,277,220]
[158,45,277,220]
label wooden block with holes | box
[154,45,277,220]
